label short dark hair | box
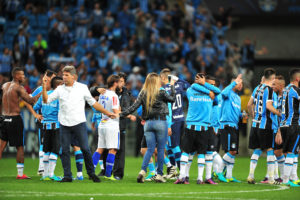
[45,70,56,78]
[275,75,285,81]
[107,75,120,88]
[11,67,24,76]
[263,68,276,80]
[51,76,63,89]
[205,75,216,81]
[289,68,300,81]
[118,72,127,82]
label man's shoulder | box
[2,82,10,89]
[75,82,88,89]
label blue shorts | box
[168,121,184,148]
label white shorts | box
[97,125,120,149]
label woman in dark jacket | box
[120,72,175,183]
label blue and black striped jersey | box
[252,84,274,129]
[280,84,300,127]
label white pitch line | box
[0,185,289,199]
[0,194,261,200]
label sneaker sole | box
[137,174,144,183]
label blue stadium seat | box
[38,14,48,28]
[0,43,5,51]
[76,38,85,47]
[29,36,36,46]
[6,20,19,29]
[28,15,38,28]
[7,28,18,35]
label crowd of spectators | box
[0,0,267,96]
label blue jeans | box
[60,122,94,178]
[142,120,168,175]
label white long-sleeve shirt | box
[47,81,96,126]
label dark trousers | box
[113,130,126,178]
[135,118,144,157]
[60,122,95,178]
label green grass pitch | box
[0,156,299,200]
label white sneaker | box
[37,170,44,176]
[154,174,166,183]
[137,170,146,183]
[166,166,177,179]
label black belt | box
[148,116,167,121]
[186,125,208,131]
[43,122,59,130]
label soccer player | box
[175,74,220,184]
[0,67,41,179]
[262,75,286,183]
[277,68,300,187]
[89,86,103,172]
[185,75,222,184]
[247,68,281,184]
[92,75,121,180]
[217,74,244,183]
[24,70,56,175]
[205,76,223,183]
[33,76,63,181]
[183,75,222,184]
[247,75,265,183]
[160,68,190,179]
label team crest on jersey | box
[232,143,236,149]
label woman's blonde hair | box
[142,73,161,114]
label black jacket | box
[120,85,175,120]
[117,87,134,131]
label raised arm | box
[42,75,48,103]
[203,82,221,95]
[191,83,211,95]
[221,74,242,99]
[221,81,237,99]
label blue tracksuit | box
[33,90,59,125]
[211,95,222,131]
[219,81,241,128]
[186,83,221,128]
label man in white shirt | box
[92,75,121,181]
[42,65,116,182]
